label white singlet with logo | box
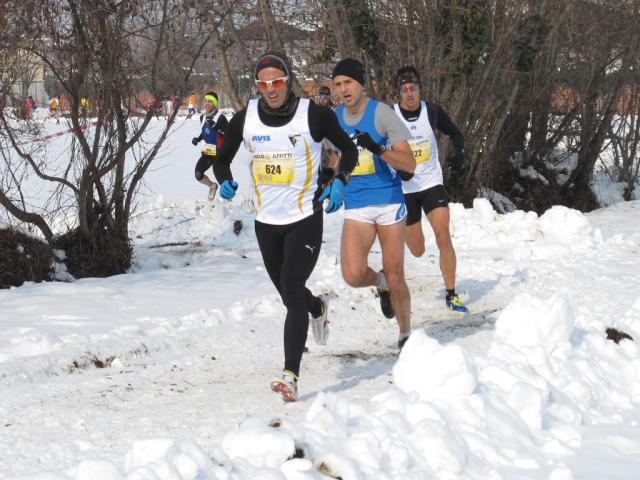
[393,101,443,194]
[243,98,322,225]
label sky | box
[0,112,639,479]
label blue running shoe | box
[446,294,469,313]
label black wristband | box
[335,171,351,185]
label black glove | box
[192,137,199,146]
[448,152,465,173]
[354,130,383,156]
[320,167,335,186]
[397,170,414,181]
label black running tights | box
[254,210,323,377]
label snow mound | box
[222,416,295,469]
[124,438,226,479]
[393,329,478,400]
[494,293,574,358]
[449,200,603,254]
[538,206,592,244]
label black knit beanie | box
[332,58,365,86]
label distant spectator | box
[49,96,60,124]
[149,95,160,119]
[186,92,198,120]
[80,97,90,117]
[24,96,35,120]
[163,96,176,121]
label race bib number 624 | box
[252,152,295,184]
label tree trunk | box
[258,0,285,52]
[213,28,244,110]
[323,0,357,58]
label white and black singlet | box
[213,96,357,377]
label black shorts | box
[195,154,215,180]
[404,184,449,226]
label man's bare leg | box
[340,219,378,288]
[405,221,426,257]
[199,175,218,201]
[377,220,411,335]
[426,207,455,291]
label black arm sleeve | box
[212,108,246,184]
[430,103,465,159]
[308,103,358,174]
[213,114,229,136]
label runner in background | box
[317,86,334,110]
[392,66,468,313]
[192,92,228,201]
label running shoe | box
[398,336,409,351]
[446,294,469,313]
[310,294,331,345]
[270,370,298,402]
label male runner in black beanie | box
[331,58,417,350]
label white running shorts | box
[343,203,407,225]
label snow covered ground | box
[1,117,640,479]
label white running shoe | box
[207,183,218,201]
[310,293,332,345]
[270,370,298,402]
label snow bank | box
[15,291,636,480]
[124,439,226,480]
[3,182,639,479]
[198,292,635,480]
[449,199,604,257]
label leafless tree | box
[0,0,221,276]
[3,0,639,284]
[606,85,640,200]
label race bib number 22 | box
[410,139,431,164]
